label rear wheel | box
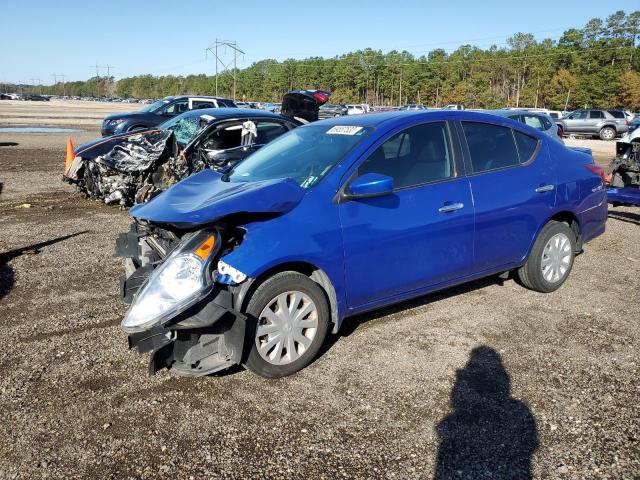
[244,272,329,378]
[518,221,576,293]
[599,126,616,141]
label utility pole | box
[206,39,245,100]
[398,68,403,107]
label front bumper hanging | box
[127,290,247,377]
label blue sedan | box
[116,110,608,378]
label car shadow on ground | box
[433,346,538,479]
[608,209,640,225]
[0,232,88,301]
[0,142,19,147]
[327,274,510,345]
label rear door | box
[587,110,605,133]
[339,121,475,308]
[459,121,557,273]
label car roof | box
[487,109,550,118]
[179,107,292,121]
[307,110,544,134]
[162,95,234,101]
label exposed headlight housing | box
[108,118,126,126]
[121,231,218,333]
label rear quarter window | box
[607,110,625,119]
[462,122,520,173]
[514,131,539,163]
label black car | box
[280,90,331,122]
[100,95,237,137]
[66,109,301,205]
[318,103,348,119]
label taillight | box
[312,92,329,104]
[557,126,563,139]
[585,163,606,182]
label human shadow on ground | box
[0,232,88,300]
[434,346,538,480]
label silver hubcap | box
[541,233,572,283]
[255,291,318,365]
[602,129,614,140]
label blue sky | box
[1,0,638,84]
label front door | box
[563,110,587,133]
[339,121,475,309]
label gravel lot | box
[0,103,638,479]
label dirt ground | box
[0,103,638,480]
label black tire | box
[517,221,576,293]
[599,126,616,141]
[244,271,329,378]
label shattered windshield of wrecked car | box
[140,99,169,113]
[159,112,204,145]
[227,125,373,189]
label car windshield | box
[140,99,169,113]
[159,111,205,145]
[227,125,373,189]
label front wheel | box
[244,272,329,378]
[517,221,576,293]
[599,126,616,141]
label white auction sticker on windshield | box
[326,126,363,135]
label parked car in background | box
[488,109,561,140]
[442,104,464,110]
[117,110,607,379]
[627,116,640,134]
[280,90,331,122]
[346,104,365,115]
[560,109,629,140]
[318,104,348,118]
[25,94,49,101]
[399,104,426,110]
[100,95,237,137]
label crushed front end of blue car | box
[114,169,306,376]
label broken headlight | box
[121,231,219,333]
[107,118,126,127]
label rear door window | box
[255,121,290,144]
[191,100,215,110]
[522,115,544,131]
[462,122,520,173]
[589,110,605,119]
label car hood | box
[75,128,161,156]
[129,169,305,227]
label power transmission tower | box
[104,65,115,78]
[206,39,244,100]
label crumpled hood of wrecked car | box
[129,169,305,226]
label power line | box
[206,39,245,100]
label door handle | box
[438,202,464,213]
[535,184,555,193]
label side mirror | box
[346,173,394,199]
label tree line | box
[20,10,640,110]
